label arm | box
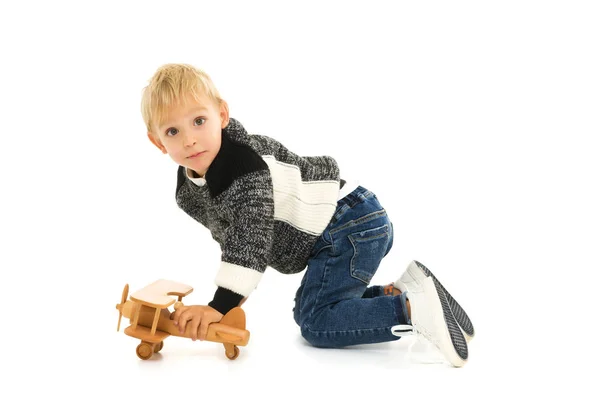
[209,168,274,313]
[172,168,274,340]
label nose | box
[181,130,196,147]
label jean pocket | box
[348,224,390,284]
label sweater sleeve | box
[208,168,274,314]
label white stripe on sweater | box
[214,261,264,296]
[262,155,339,236]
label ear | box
[219,100,230,129]
[147,131,167,154]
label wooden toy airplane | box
[115,279,250,360]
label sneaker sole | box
[421,277,468,367]
[397,260,475,341]
[413,260,475,340]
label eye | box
[194,117,206,126]
[166,128,178,137]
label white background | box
[1,0,598,398]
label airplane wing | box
[131,279,193,308]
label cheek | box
[208,127,221,147]
[164,144,184,160]
[172,150,187,161]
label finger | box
[171,306,187,325]
[177,310,193,334]
[190,315,202,341]
[199,318,210,341]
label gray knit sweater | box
[175,118,343,314]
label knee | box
[300,323,342,348]
[300,324,328,348]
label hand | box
[170,305,223,341]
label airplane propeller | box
[116,283,129,332]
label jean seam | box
[349,230,389,284]
[306,255,333,328]
[312,244,331,258]
[330,209,387,236]
[303,326,395,335]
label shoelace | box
[391,324,413,337]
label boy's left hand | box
[170,305,223,341]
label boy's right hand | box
[169,304,223,341]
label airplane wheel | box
[154,341,164,353]
[226,345,240,360]
[136,342,153,360]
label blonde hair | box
[141,63,223,133]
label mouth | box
[187,151,206,159]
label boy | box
[141,64,475,367]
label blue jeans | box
[293,186,410,348]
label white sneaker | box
[392,276,468,367]
[395,260,475,342]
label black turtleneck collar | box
[203,119,269,198]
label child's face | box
[148,93,229,177]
